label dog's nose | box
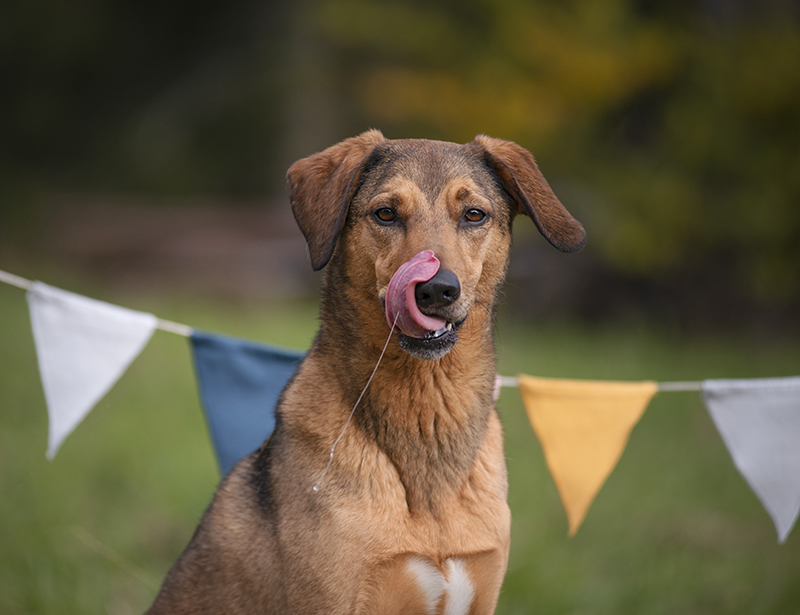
[415,269,461,309]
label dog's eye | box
[462,208,487,225]
[374,207,397,224]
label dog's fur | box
[146,130,584,614]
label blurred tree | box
[316,0,800,309]
[1,0,798,322]
[0,0,294,199]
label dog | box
[146,130,585,614]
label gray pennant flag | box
[702,377,800,543]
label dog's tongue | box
[385,250,447,338]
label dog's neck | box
[312,260,499,514]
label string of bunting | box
[1,269,799,542]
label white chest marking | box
[407,557,447,613]
[406,556,475,615]
[442,559,475,615]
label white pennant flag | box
[702,377,800,543]
[27,282,157,458]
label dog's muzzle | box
[386,251,464,360]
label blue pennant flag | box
[190,331,305,476]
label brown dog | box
[146,130,584,614]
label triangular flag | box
[26,282,157,458]
[190,331,305,476]
[518,375,658,535]
[702,377,800,543]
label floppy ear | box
[287,129,386,270]
[471,134,586,253]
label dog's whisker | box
[470,298,493,321]
[313,312,400,492]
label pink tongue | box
[385,250,447,338]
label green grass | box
[1,283,798,614]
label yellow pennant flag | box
[518,375,658,535]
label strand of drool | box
[312,311,400,492]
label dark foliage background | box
[2,0,799,330]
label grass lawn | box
[1,281,798,614]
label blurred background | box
[1,0,799,613]
[2,0,800,328]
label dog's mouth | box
[385,250,468,360]
[422,321,456,339]
[396,317,465,360]
[385,250,445,338]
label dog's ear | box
[471,134,586,253]
[288,129,386,270]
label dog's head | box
[288,130,585,360]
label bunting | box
[26,282,157,458]
[190,331,305,475]
[702,377,800,543]
[2,269,800,542]
[518,375,658,535]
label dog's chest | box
[335,455,510,561]
[404,556,475,615]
